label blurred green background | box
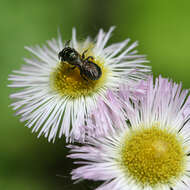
[1,0,190,189]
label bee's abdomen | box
[82,62,102,80]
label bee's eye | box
[69,52,77,60]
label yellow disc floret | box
[50,48,108,99]
[121,126,186,187]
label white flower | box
[68,76,190,190]
[9,27,150,142]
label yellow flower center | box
[121,126,186,187]
[50,50,108,99]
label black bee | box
[58,42,102,81]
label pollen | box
[50,54,108,99]
[121,126,186,187]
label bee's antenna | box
[82,49,88,59]
[65,40,70,47]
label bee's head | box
[58,47,79,63]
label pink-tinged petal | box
[68,76,190,190]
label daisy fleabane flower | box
[68,76,190,190]
[8,27,150,142]
[78,79,148,139]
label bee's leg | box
[70,66,76,70]
[65,40,70,47]
[85,56,94,62]
[82,49,88,59]
[68,66,76,72]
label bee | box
[58,41,102,81]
